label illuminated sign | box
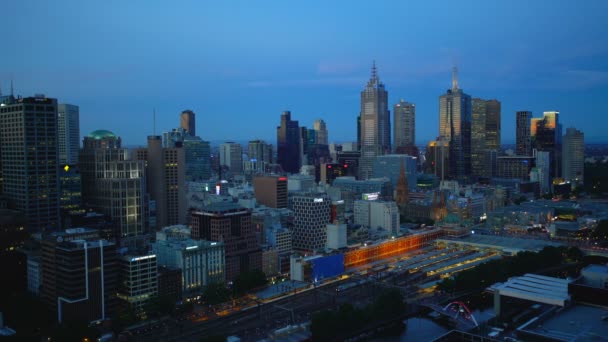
[210,242,217,246]
[186,246,198,250]
[131,255,156,262]
[216,185,220,195]
[314,198,324,203]
[362,192,379,201]
[278,177,287,181]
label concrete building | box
[117,254,158,315]
[287,174,315,192]
[152,237,225,298]
[393,99,415,152]
[41,232,118,323]
[290,193,331,252]
[562,127,584,185]
[354,200,400,236]
[326,223,347,250]
[80,131,148,248]
[332,176,393,211]
[439,68,472,181]
[220,142,243,175]
[261,248,279,277]
[0,95,60,232]
[191,203,261,282]
[57,104,80,165]
[496,156,535,180]
[359,62,390,180]
[253,175,288,208]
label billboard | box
[311,254,345,282]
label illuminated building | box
[533,111,562,179]
[439,67,472,181]
[290,193,331,252]
[80,130,147,248]
[59,164,82,219]
[152,237,224,298]
[393,99,415,152]
[0,95,60,232]
[332,177,393,211]
[320,163,350,185]
[425,137,450,181]
[253,175,288,208]
[471,98,501,179]
[117,254,158,316]
[359,62,390,180]
[191,203,261,281]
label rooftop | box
[490,273,572,307]
[87,129,117,139]
[437,234,563,253]
[522,305,608,341]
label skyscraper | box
[80,130,148,248]
[290,193,331,252]
[57,104,80,165]
[439,67,472,181]
[533,111,562,179]
[220,142,243,175]
[393,99,415,152]
[0,95,60,232]
[471,98,501,179]
[313,119,328,145]
[359,61,390,179]
[248,140,273,164]
[180,110,196,137]
[562,127,584,184]
[516,111,532,156]
[277,111,301,174]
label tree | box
[233,270,267,295]
[203,282,231,305]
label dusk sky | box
[2,0,608,146]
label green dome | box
[88,130,117,140]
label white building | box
[152,238,225,298]
[354,200,400,236]
[326,223,347,250]
[288,174,315,192]
[220,142,243,174]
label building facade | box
[277,111,301,174]
[290,193,331,252]
[516,111,532,156]
[253,175,288,208]
[313,119,328,145]
[562,127,584,185]
[532,111,562,179]
[180,109,196,137]
[220,142,243,175]
[393,99,415,152]
[57,104,80,165]
[117,254,158,315]
[0,95,60,232]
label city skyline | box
[2,1,608,146]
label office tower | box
[253,175,288,208]
[162,127,211,181]
[496,156,535,180]
[313,119,328,145]
[393,99,415,152]
[117,254,158,315]
[534,151,551,194]
[372,154,417,191]
[562,127,584,184]
[359,62,390,179]
[153,236,225,298]
[277,111,301,174]
[425,138,450,181]
[246,140,273,174]
[290,193,331,252]
[321,163,350,185]
[144,135,187,228]
[57,104,80,165]
[180,109,196,137]
[532,111,562,179]
[59,164,82,219]
[439,67,472,181]
[471,98,500,179]
[220,141,243,175]
[80,130,147,248]
[516,111,532,156]
[41,230,118,323]
[191,203,261,281]
[0,95,60,232]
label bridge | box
[421,301,479,331]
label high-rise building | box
[220,142,243,175]
[471,98,501,179]
[290,193,331,252]
[393,99,415,152]
[180,109,196,137]
[191,203,261,281]
[59,164,82,219]
[359,62,390,179]
[117,254,158,315]
[277,111,301,174]
[496,156,535,180]
[253,175,288,208]
[41,230,118,323]
[313,119,328,145]
[425,138,450,181]
[0,95,60,232]
[562,127,584,184]
[57,104,80,165]
[439,67,472,181]
[162,127,211,181]
[516,111,532,156]
[142,135,187,228]
[395,160,409,207]
[247,140,273,174]
[80,130,148,248]
[532,111,562,179]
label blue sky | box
[2,0,608,145]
